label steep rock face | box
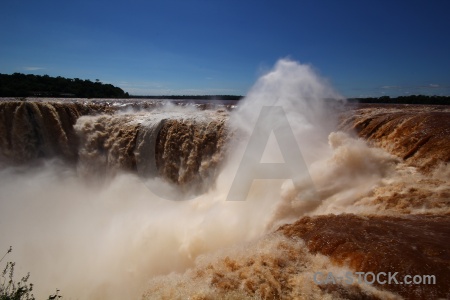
[0,100,229,188]
[155,116,228,187]
[339,104,450,171]
[75,114,140,177]
[4,101,448,183]
[0,101,111,163]
[75,110,229,189]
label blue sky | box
[1,0,449,97]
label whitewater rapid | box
[0,59,448,299]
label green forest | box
[0,73,129,98]
[1,73,449,104]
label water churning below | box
[0,60,449,299]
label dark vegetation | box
[348,95,450,105]
[136,94,446,103]
[0,247,62,300]
[1,73,449,103]
[0,73,128,98]
[129,95,243,100]
[133,94,448,103]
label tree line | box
[0,73,129,98]
[348,95,450,105]
[1,73,448,103]
[130,95,243,100]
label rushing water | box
[0,59,449,299]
